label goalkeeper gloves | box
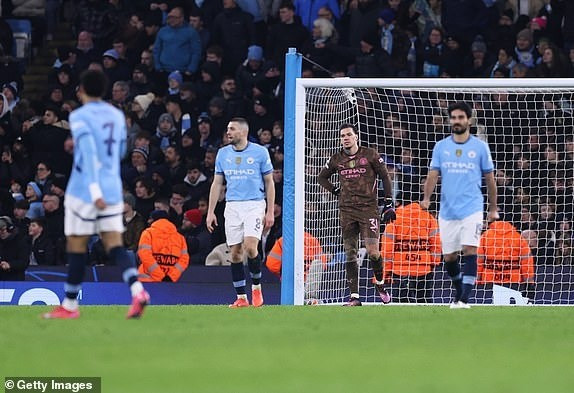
[381,198,396,223]
[332,186,340,197]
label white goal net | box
[293,78,574,305]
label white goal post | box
[282,57,574,306]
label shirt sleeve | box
[429,142,441,171]
[215,150,224,175]
[481,141,495,173]
[261,148,273,175]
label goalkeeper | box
[318,124,396,306]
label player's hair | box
[230,117,249,132]
[338,123,357,133]
[447,102,472,118]
[79,69,108,98]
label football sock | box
[109,246,138,287]
[247,254,262,286]
[445,259,463,301]
[369,254,384,282]
[346,261,359,297]
[461,255,478,303]
[65,253,87,300]
[231,262,246,295]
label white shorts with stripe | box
[438,211,483,254]
[64,194,124,236]
[224,200,266,246]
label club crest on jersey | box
[246,157,254,164]
[235,157,242,165]
[348,160,356,168]
[359,157,368,165]
[456,149,462,157]
[468,150,476,158]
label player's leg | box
[229,243,249,307]
[243,236,263,307]
[44,197,94,319]
[458,212,483,305]
[224,202,249,308]
[439,217,464,304]
[243,201,266,307]
[341,214,361,305]
[360,211,391,303]
[100,231,149,318]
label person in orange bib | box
[380,189,441,303]
[478,220,535,302]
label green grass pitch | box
[1,306,573,393]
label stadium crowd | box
[0,0,573,281]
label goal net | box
[291,78,574,305]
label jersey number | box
[103,122,116,156]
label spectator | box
[210,0,255,75]
[129,64,154,99]
[167,71,183,95]
[28,217,55,266]
[130,92,156,133]
[122,147,152,189]
[294,0,340,31]
[417,27,446,77]
[133,176,157,220]
[345,0,383,48]
[196,114,220,150]
[302,18,338,76]
[21,107,70,174]
[102,49,130,88]
[41,193,65,264]
[183,162,210,205]
[12,199,30,234]
[123,193,145,252]
[137,209,189,282]
[25,181,44,219]
[152,113,179,150]
[181,208,211,265]
[180,128,205,162]
[514,28,538,69]
[463,36,494,77]
[75,31,99,73]
[489,46,516,77]
[33,161,53,195]
[2,82,19,112]
[377,8,410,76]
[112,37,137,71]
[412,0,443,43]
[266,1,310,70]
[248,96,275,138]
[110,80,130,112]
[236,45,268,97]
[49,174,67,198]
[535,44,572,77]
[165,94,185,132]
[160,145,187,186]
[0,216,30,281]
[441,0,488,48]
[478,220,536,302]
[197,61,222,111]
[74,0,119,51]
[189,9,210,54]
[219,76,248,118]
[536,0,563,47]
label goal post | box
[283,52,574,305]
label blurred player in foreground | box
[44,70,149,319]
[318,123,396,306]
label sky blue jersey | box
[429,135,494,220]
[66,101,126,204]
[215,142,273,201]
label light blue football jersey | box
[429,135,494,220]
[215,142,273,201]
[66,101,126,204]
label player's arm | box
[206,174,224,233]
[263,172,275,231]
[372,151,395,222]
[421,169,439,210]
[71,117,104,207]
[317,158,338,195]
[484,171,499,222]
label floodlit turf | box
[1,306,573,393]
